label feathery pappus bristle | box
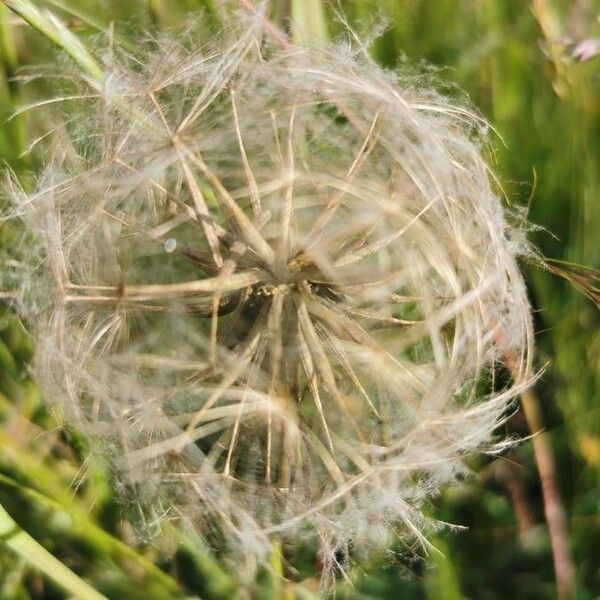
[1,15,535,579]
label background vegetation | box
[0,0,598,598]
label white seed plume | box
[2,20,534,576]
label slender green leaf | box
[290,0,328,46]
[0,501,108,600]
[1,0,103,83]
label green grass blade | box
[0,4,27,161]
[0,501,108,600]
[45,0,109,33]
[1,0,104,84]
[290,0,328,46]
[0,473,185,596]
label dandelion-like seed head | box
[3,18,534,576]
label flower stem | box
[520,388,575,600]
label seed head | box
[2,19,534,577]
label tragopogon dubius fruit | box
[2,18,534,577]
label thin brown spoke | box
[279,103,297,273]
[175,144,224,268]
[297,324,335,454]
[176,32,256,133]
[223,338,266,477]
[296,296,366,443]
[264,290,286,482]
[187,152,275,267]
[335,196,439,267]
[231,88,261,217]
[143,93,225,268]
[65,270,262,302]
[181,331,263,441]
[112,156,229,265]
[305,112,381,243]
[100,208,218,274]
[324,330,381,420]
[304,293,426,394]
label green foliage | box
[0,0,599,598]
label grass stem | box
[0,501,108,600]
